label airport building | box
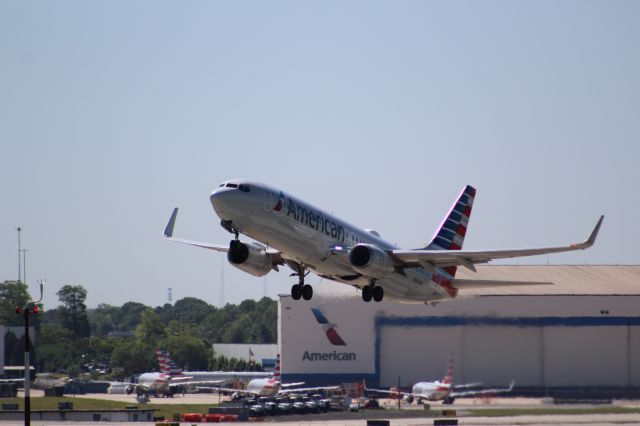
[278,265,640,396]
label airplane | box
[154,349,271,383]
[163,179,603,303]
[364,354,514,405]
[125,349,231,398]
[200,354,338,398]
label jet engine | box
[227,240,272,277]
[349,243,395,278]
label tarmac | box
[2,391,640,425]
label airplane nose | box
[210,187,237,217]
[210,188,229,208]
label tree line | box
[1,280,276,378]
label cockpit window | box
[226,183,239,188]
[238,184,251,193]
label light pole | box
[16,280,44,426]
[20,249,28,286]
[16,227,22,282]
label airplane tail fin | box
[274,354,281,381]
[424,185,476,278]
[443,353,454,385]
[156,348,183,375]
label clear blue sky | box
[2,1,639,308]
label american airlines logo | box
[311,308,346,345]
[303,309,356,362]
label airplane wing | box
[163,208,229,252]
[363,381,449,399]
[450,380,515,398]
[196,385,260,396]
[280,382,306,388]
[391,216,603,272]
[163,208,283,262]
[279,385,341,394]
[451,279,553,289]
[168,379,225,388]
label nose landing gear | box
[290,265,313,301]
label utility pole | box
[16,227,22,282]
[21,249,28,286]
[16,280,44,426]
[219,256,225,307]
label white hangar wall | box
[278,274,640,390]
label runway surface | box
[4,391,640,425]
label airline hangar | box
[278,265,640,396]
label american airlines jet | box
[365,354,514,405]
[164,179,603,304]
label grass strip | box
[1,397,219,420]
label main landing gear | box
[290,266,313,301]
[362,281,384,302]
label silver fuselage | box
[210,180,452,303]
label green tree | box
[111,339,155,378]
[57,285,90,337]
[34,323,77,372]
[113,302,147,332]
[87,304,119,336]
[134,308,165,345]
[0,280,31,326]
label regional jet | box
[163,179,603,304]
[365,354,514,404]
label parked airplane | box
[365,354,514,404]
[126,349,232,397]
[155,349,271,383]
[201,354,337,398]
[164,179,603,303]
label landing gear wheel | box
[302,284,313,300]
[372,286,384,302]
[362,286,373,302]
[291,284,302,300]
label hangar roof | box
[456,265,640,296]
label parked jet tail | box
[156,349,183,375]
[442,353,454,385]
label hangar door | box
[379,323,640,388]
[379,325,541,388]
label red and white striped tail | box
[443,353,454,385]
[156,348,170,373]
[274,354,281,381]
[155,348,182,375]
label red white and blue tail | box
[274,354,281,381]
[156,348,183,375]
[427,185,475,252]
[442,353,454,385]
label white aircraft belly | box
[245,214,355,276]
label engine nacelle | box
[349,243,395,278]
[227,240,272,277]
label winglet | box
[164,208,179,238]
[585,215,604,247]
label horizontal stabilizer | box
[452,279,553,289]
